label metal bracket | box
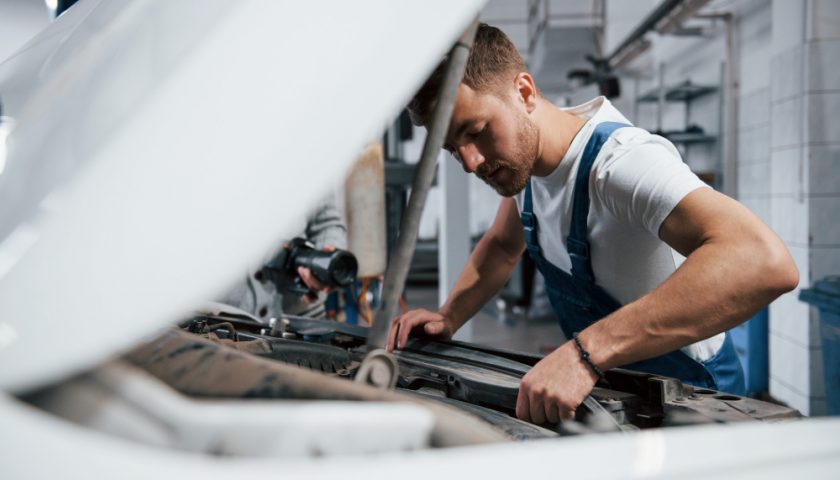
[355,349,399,390]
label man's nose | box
[456,144,484,173]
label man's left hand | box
[515,340,599,424]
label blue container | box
[799,276,840,416]
[730,308,769,396]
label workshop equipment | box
[345,142,387,278]
[262,238,358,295]
[800,277,840,415]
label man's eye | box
[469,124,487,138]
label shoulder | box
[590,127,706,234]
[595,127,682,174]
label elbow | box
[761,241,799,296]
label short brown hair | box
[407,23,527,126]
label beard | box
[477,111,539,197]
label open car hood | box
[0,0,484,392]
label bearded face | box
[444,84,541,197]
[474,108,539,197]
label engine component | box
[355,349,399,389]
[124,328,507,447]
[176,314,801,438]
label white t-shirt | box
[515,96,724,362]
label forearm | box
[439,234,523,331]
[582,236,797,370]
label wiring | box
[358,278,373,326]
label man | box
[220,195,347,319]
[386,24,798,425]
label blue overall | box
[520,121,746,395]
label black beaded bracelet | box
[572,332,605,380]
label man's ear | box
[514,72,538,113]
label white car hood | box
[0,0,483,392]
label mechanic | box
[386,24,799,425]
[220,194,347,319]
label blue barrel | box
[730,308,769,396]
[799,276,840,416]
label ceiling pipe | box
[604,0,711,70]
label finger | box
[529,392,546,425]
[386,315,403,352]
[545,398,560,424]
[298,267,326,291]
[559,404,575,420]
[324,245,336,252]
[515,387,531,422]
[388,310,422,351]
[397,313,431,349]
[424,320,445,336]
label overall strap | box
[567,121,631,283]
[521,181,541,256]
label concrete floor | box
[403,286,565,355]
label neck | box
[530,98,587,177]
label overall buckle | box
[567,237,594,282]
[521,212,541,255]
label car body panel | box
[0,0,483,392]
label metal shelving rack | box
[635,63,724,188]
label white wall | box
[764,0,840,416]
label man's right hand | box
[386,309,455,352]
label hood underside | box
[0,0,484,392]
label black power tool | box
[262,237,358,295]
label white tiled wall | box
[766,3,840,416]
[737,87,771,228]
[810,197,840,246]
[769,284,812,348]
[812,247,840,280]
[809,0,840,41]
[769,147,802,197]
[808,41,840,91]
[770,45,805,101]
[808,92,840,143]
[770,195,809,246]
[770,333,815,394]
[770,96,804,149]
[808,145,840,196]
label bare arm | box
[440,197,526,330]
[580,187,799,369]
[517,188,799,424]
[386,197,525,350]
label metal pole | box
[438,149,471,341]
[698,12,739,196]
[367,19,479,349]
[657,62,665,133]
[723,13,739,199]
